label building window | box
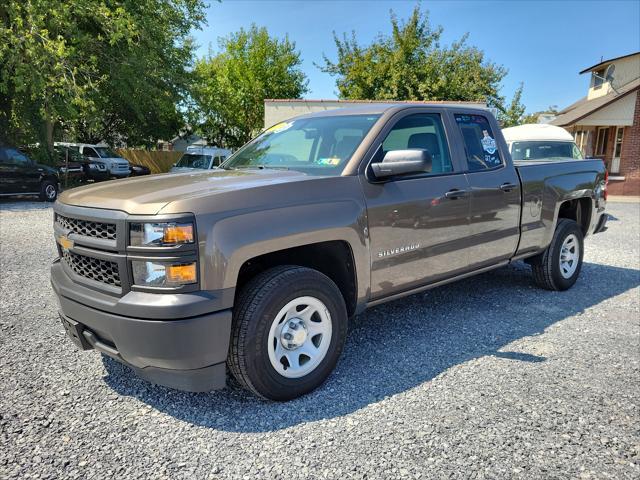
[574,130,583,150]
[595,127,609,156]
[593,68,605,90]
[574,130,589,155]
[611,127,624,174]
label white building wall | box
[264,99,487,128]
[579,91,637,126]
[587,54,640,100]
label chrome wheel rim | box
[267,296,332,378]
[45,184,56,199]
[559,233,579,279]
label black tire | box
[530,219,584,291]
[228,266,348,401]
[39,180,58,202]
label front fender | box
[200,200,370,305]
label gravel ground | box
[1,199,638,480]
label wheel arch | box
[557,197,592,236]
[236,240,359,317]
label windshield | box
[222,114,381,175]
[176,154,212,169]
[94,147,120,159]
[511,141,583,161]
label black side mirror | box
[371,149,433,179]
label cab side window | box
[83,147,99,158]
[378,113,452,175]
[3,148,30,165]
[0,148,9,164]
[454,114,503,171]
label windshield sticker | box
[481,130,497,154]
[265,122,293,134]
[318,157,341,166]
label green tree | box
[320,5,524,119]
[0,0,205,154]
[191,25,308,148]
[495,83,526,127]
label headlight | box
[130,222,194,247]
[132,261,197,287]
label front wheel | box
[39,180,58,202]
[530,219,584,291]
[228,266,348,400]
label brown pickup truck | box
[51,104,608,400]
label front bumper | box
[52,261,232,392]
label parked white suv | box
[502,124,584,161]
[170,146,231,173]
[57,143,130,178]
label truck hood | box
[58,168,314,214]
[169,166,212,174]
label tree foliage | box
[320,5,528,125]
[0,0,205,153]
[496,83,526,127]
[190,25,308,148]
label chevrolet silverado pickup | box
[51,104,608,400]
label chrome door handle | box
[499,183,518,192]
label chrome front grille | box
[56,214,116,240]
[62,250,121,287]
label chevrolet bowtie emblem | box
[58,235,74,251]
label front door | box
[612,127,624,174]
[452,112,521,268]
[0,148,41,194]
[361,111,472,299]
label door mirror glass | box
[371,149,433,178]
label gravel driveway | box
[1,200,638,479]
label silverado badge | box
[378,243,420,258]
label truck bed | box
[514,159,607,258]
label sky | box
[192,0,640,113]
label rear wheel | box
[39,180,58,202]
[228,266,348,400]
[530,219,584,291]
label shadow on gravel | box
[102,261,639,432]
[0,199,53,211]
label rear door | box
[361,109,473,299]
[450,111,521,268]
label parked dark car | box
[0,146,59,201]
[129,163,151,176]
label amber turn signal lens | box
[163,224,194,244]
[166,263,197,284]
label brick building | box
[551,52,639,195]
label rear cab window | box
[454,113,503,171]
